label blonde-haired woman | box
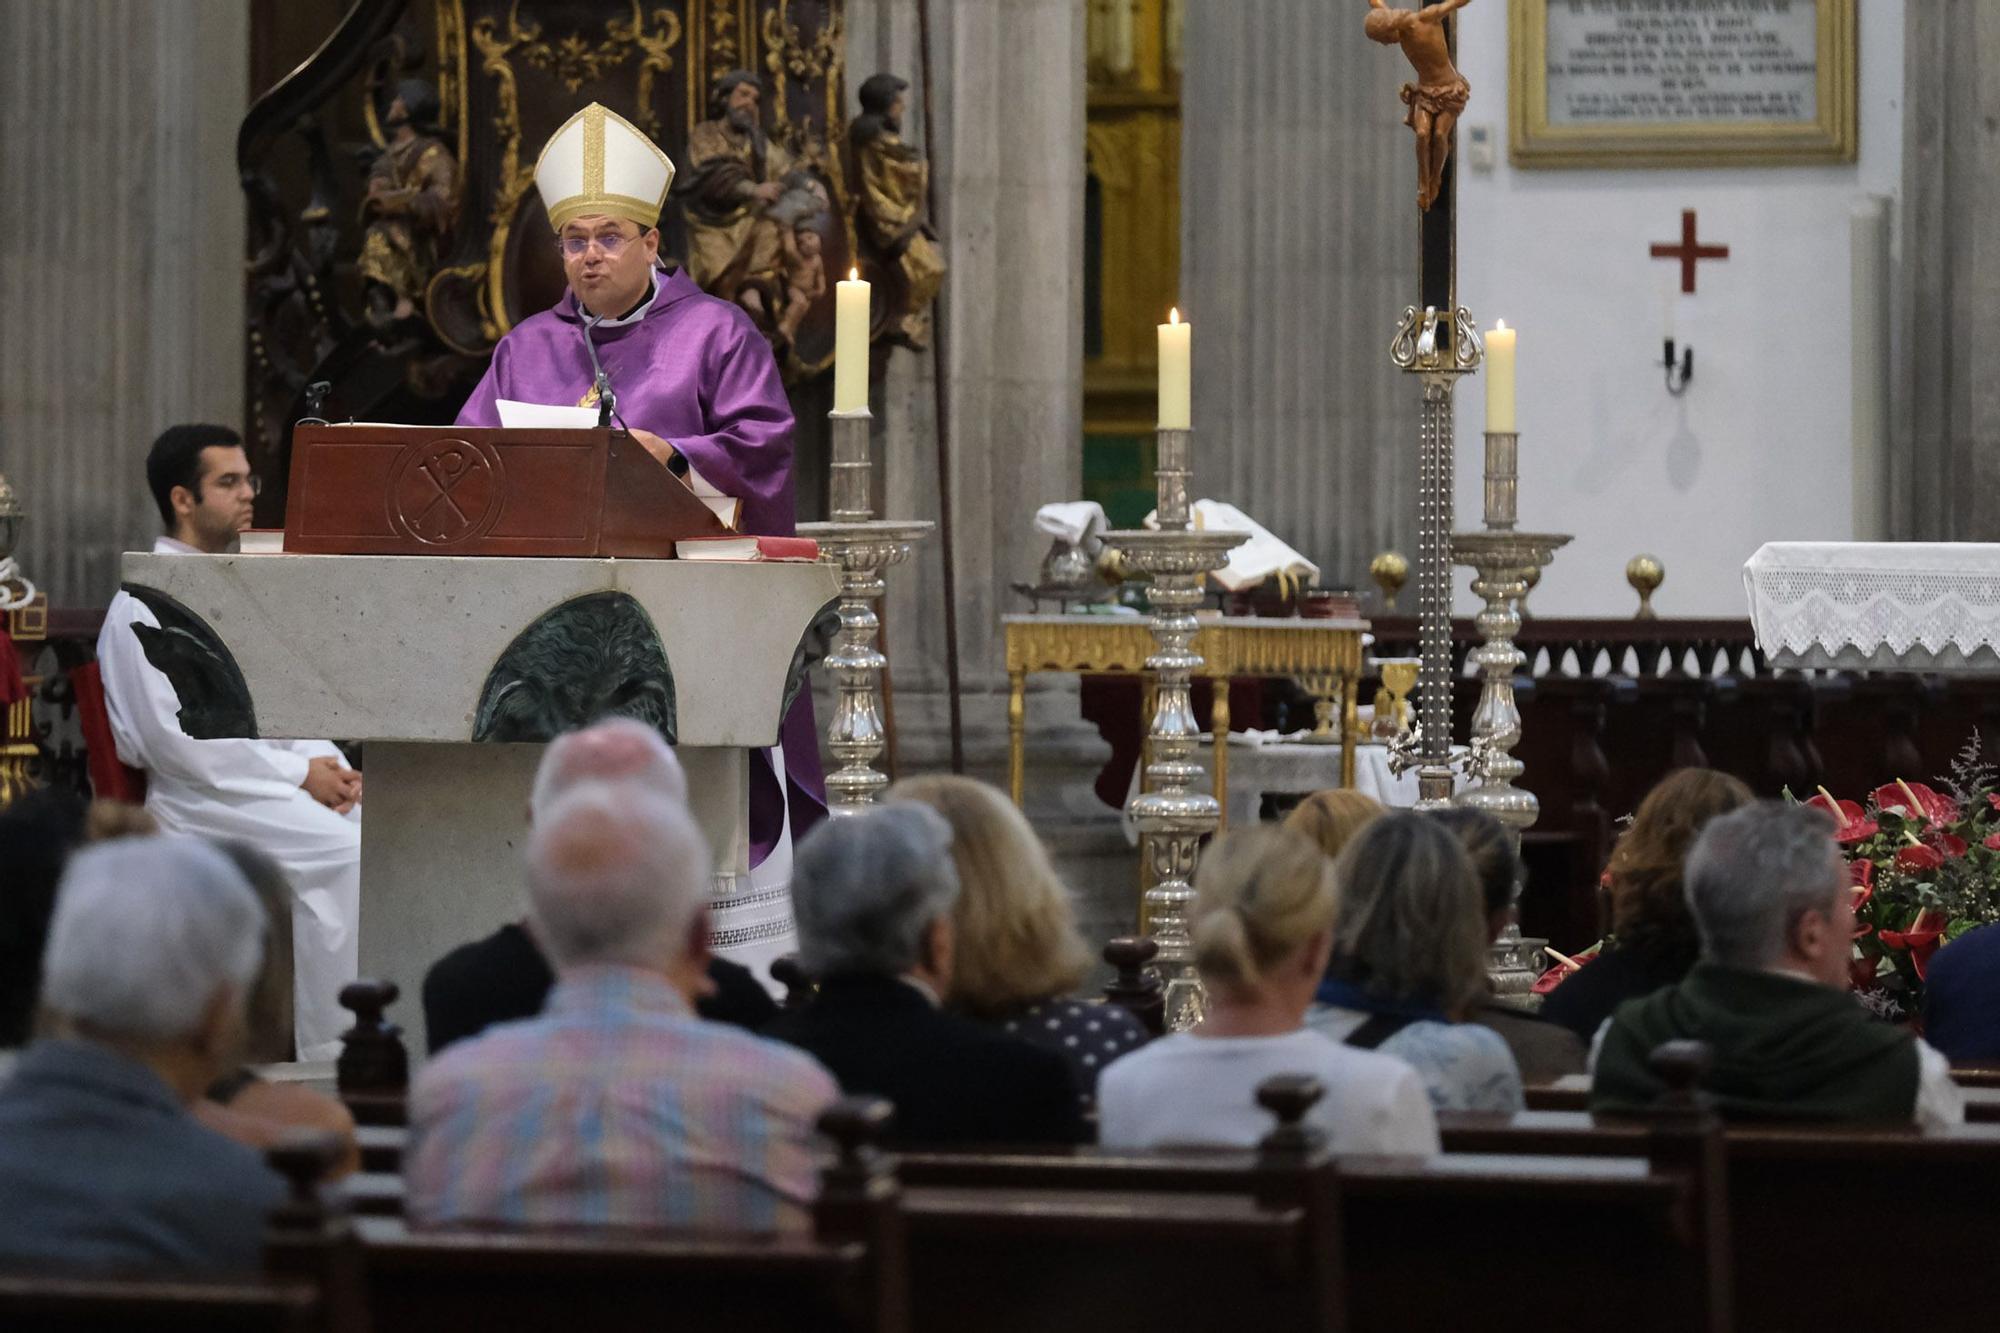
[1307,812,1525,1113]
[888,775,1148,1103]
[1097,825,1438,1152]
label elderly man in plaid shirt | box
[403,778,838,1232]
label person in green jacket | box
[1592,801,1963,1128]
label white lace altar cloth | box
[1744,542,2000,673]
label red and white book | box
[674,535,821,562]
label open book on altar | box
[283,423,733,558]
[495,399,740,527]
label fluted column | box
[0,1,248,606]
[1896,0,2000,541]
[1180,0,1417,586]
[846,0,1088,765]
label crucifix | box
[1650,209,1730,294]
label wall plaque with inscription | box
[1510,0,1855,167]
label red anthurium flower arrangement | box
[1800,748,2000,1022]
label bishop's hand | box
[304,755,363,813]
[628,429,696,490]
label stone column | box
[1895,0,2000,541]
[1180,0,1417,587]
[844,0,1089,769]
[0,0,248,606]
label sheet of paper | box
[495,398,600,429]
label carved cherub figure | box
[1365,0,1473,211]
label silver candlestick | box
[798,408,932,813]
[1454,429,1571,1002]
[1103,426,1247,1030]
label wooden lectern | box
[282,425,730,557]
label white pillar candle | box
[1485,320,1517,433]
[1158,307,1191,430]
[834,268,870,413]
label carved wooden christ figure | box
[358,79,459,326]
[1365,0,1473,212]
[850,73,946,350]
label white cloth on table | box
[1096,1028,1439,1154]
[95,538,360,1060]
[1213,731,1472,809]
[1144,500,1319,593]
[1743,541,2000,673]
[1033,500,1108,547]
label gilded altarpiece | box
[243,0,850,524]
[1083,0,1181,527]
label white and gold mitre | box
[534,103,677,232]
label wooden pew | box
[0,1274,326,1332]
[1527,1074,2000,1122]
[1442,1093,2000,1330]
[270,1100,908,1333]
[895,1075,1723,1333]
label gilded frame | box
[1509,0,1856,168]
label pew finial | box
[819,1095,896,1167]
[336,977,408,1101]
[266,1130,346,1216]
[1101,935,1166,1036]
[1256,1075,1327,1161]
[1648,1039,1714,1112]
[771,954,816,1011]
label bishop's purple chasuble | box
[457,266,827,867]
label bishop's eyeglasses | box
[558,230,641,259]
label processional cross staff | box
[1368,0,1482,807]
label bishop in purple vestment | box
[457,103,825,977]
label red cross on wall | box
[1649,210,1730,294]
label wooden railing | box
[1370,616,2000,950]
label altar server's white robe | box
[96,538,360,1059]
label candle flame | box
[1494,319,1508,331]
[1169,307,1181,325]
[849,267,860,282]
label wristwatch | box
[665,447,690,478]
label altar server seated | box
[405,781,837,1233]
[0,837,284,1275]
[95,424,361,1059]
[1592,802,1965,1127]
[768,804,1088,1147]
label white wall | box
[1449,0,1903,616]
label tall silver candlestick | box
[798,408,932,813]
[1103,427,1246,1029]
[1454,430,1570,1002]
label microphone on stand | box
[582,313,616,429]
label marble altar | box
[121,551,838,1051]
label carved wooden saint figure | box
[1364,0,1473,212]
[358,79,459,326]
[850,74,946,349]
[676,71,796,324]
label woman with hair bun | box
[1097,825,1438,1153]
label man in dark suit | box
[424,920,775,1054]
[766,803,1086,1147]
[421,717,779,1053]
